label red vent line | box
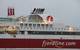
[8,7,15,16]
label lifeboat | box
[6,26,17,34]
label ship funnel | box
[31,8,45,14]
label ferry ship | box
[0,8,80,48]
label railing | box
[18,23,80,32]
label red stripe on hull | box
[0,39,80,48]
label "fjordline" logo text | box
[42,40,76,48]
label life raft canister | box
[47,16,53,22]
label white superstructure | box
[0,8,80,39]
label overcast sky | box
[0,0,80,26]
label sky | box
[0,0,80,26]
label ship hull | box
[0,39,80,48]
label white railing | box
[18,23,80,32]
